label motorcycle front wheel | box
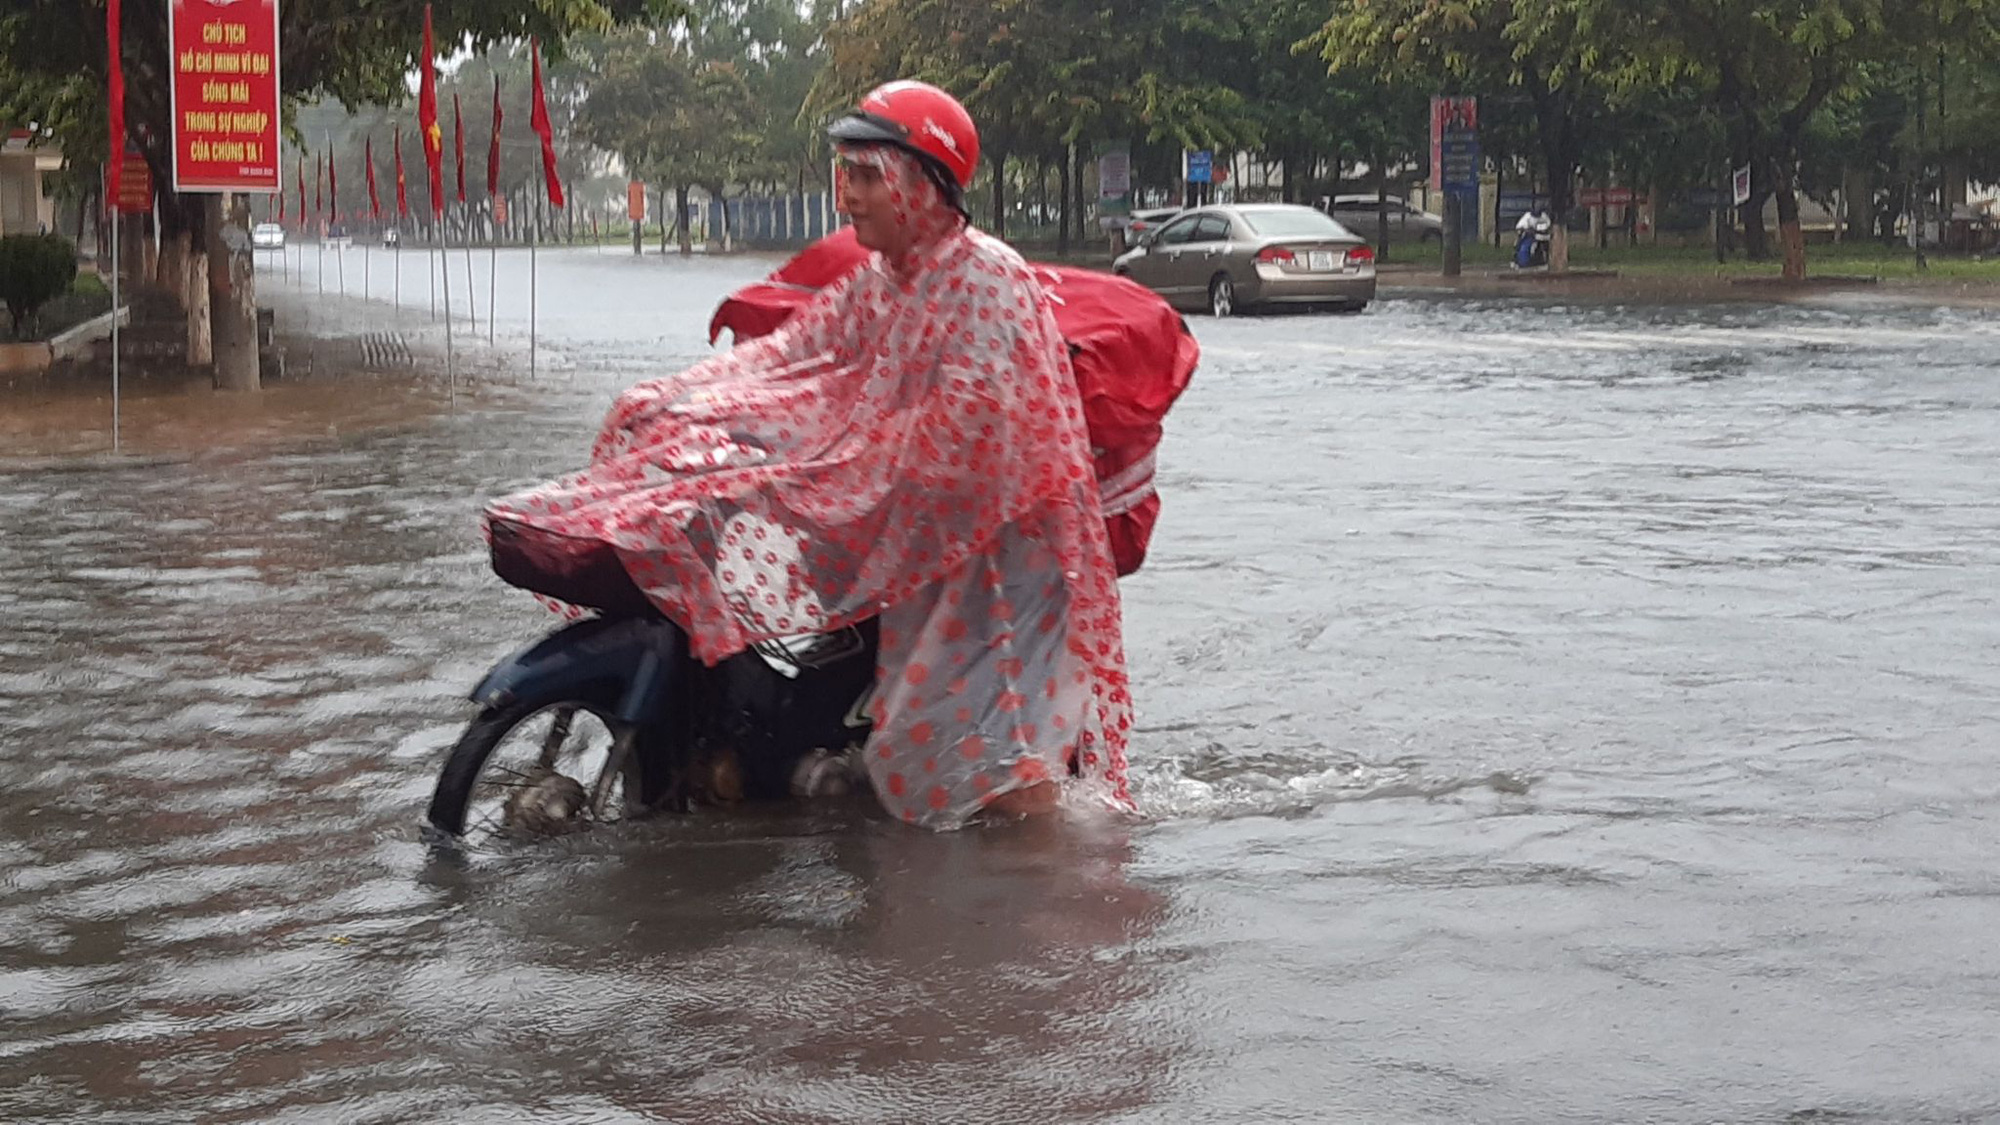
[426,699,636,842]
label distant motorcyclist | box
[1514,204,1552,269]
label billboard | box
[168,0,282,193]
[1431,96,1479,194]
[1096,140,1131,227]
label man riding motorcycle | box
[481,82,1132,829]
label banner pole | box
[460,205,478,335]
[487,206,496,346]
[530,197,538,380]
[440,209,456,404]
[111,184,121,454]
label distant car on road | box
[251,222,285,249]
[1325,194,1445,244]
[1112,203,1376,317]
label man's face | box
[838,155,909,256]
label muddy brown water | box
[4,248,2000,1123]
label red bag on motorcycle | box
[709,228,1198,576]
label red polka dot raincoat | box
[484,148,1133,827]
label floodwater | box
[5,246,2000,1123]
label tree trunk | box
[676,184,692,255]
[1596,170,1609,250]
[180,197,211,365]
[1737,139,1773,260]
[1036,155,1050,241]
[1373,154,1390,261]
[206,194,260,391]
[658,188,669,254]
[157,229,187,305]
[1528,80,1580,274]
[990,150,1007,238]
[1057,149,1072,256]
[141,211,159,283]
[1072,144,1086,249]
[1774,177,1807,281]
[1740,186,1772,260]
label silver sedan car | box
[1111,204,1376,316]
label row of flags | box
[107,3,563,220]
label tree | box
[1309,0,1624,272]
[815,0,1259,238]
[1587,0,2000,278]
[574,27,756,253]
[0,233,79,340]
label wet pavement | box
[4,246,2000,1123]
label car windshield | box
[1240,209,1350,239]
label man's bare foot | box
[981,781,1059,819]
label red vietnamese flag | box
[106,0,124,211]
[529,39,566,208]
[394,126,409,218]
[487,73,503,196]
[314,155,322,216]
[297,156,307,226]
[417,5,444,217]
[365,137,382,219]
[327,149,338,221]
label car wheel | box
[1422,230,1443,246]
[1208,274,1235,318]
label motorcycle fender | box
[470,616,680,714]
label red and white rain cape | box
[711,227,1198,578]
[485,150,1138,826]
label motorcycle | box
[1513,213,1553,269]
[424,595,882,842]
[425,231,1199,843]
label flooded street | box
[5,248,2000,1122]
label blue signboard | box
[1440,138,1481,194]
[1186,150,1213,185]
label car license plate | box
[1308,250,1336,272]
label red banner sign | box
[168,0,281,193]
[1579,187,1641,208]
[117,152,154,213]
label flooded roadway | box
[5,248,2000,1122]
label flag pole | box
[110,176,121,454]
[461,204,477,334]
[440,211,455,402]
[531,193,539,380]
[487,204,496,346]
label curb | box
[48,304,132,361]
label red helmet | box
[827,80,980,191]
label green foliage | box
[0,233,80,341]
[573,27,759,194]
